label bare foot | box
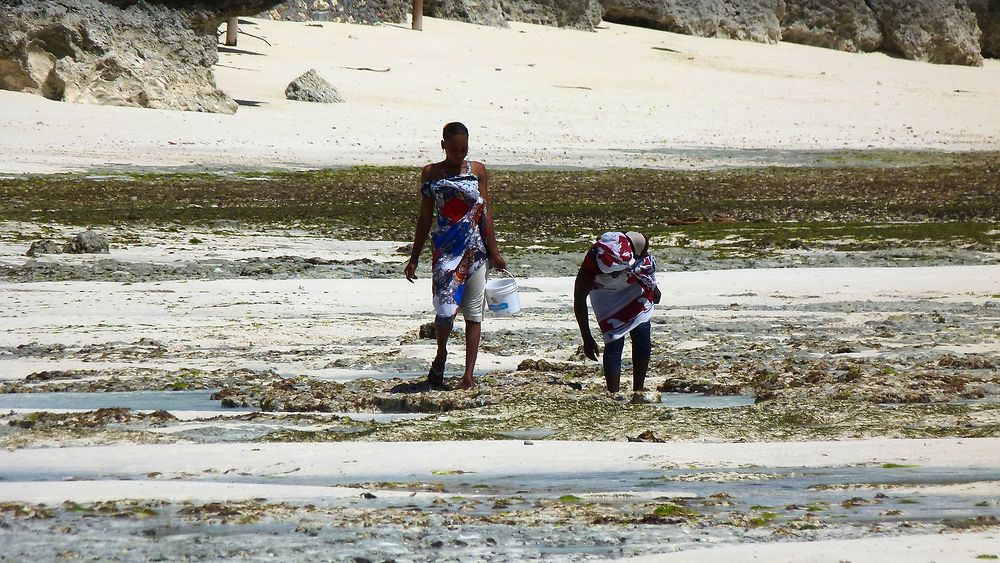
[427,355,447,385]
[457,376,475,390]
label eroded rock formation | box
[499,0,603,29]
[780,0,882,53]
[258,0,409,24]
[258,0,996,64]
[0,0,283,113]
[424,0,509,27]
[965,0,1000,57]
[867,0,983,66]
[600,0,784,43]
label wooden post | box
[225,17,239,46]
[412,0,423,31]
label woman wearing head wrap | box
[404,122,506,390]
[574,231,660,393]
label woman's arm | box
[474,162,507,271]
[574,268,600,361]
[405,166,435,283]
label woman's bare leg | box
[459,320,481,389]
[430,315,454,384]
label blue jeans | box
[603,320,652,376]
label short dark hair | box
[443,122,469,139]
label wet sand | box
[2,225,998,558]
[1,440,998,561]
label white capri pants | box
[460,265,487,322]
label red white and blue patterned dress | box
[580,232,657,343]
[421,160,489,319]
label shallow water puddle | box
[0,389,255,412]
[658,392,756,408]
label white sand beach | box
[2,16,999,174]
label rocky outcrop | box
[259,0,409,23]
[424,0,509,27]
[25,231,109,256]
[867,0,983,65]
[968,0,1000,57]
[0,0,283,113]
[259,0,996,64]
[780,0,881,52]
[600,0,785,43]
[263,0,599,29]
[600,0,992,64]
[499,0,603,30]
[285,69,344,102]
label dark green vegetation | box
[2,154,998,252]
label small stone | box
[628,429,666,443]
[419,322,437,339]
[630,390,661,404]
[523,440,534,445]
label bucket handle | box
[495,268,516,281]
[492,269,518,289]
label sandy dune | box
[2,17,999,174]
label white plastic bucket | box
[485,270,521,316]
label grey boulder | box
[26,240,65,257]
[285,69,344,103]
[64,230,110,254]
